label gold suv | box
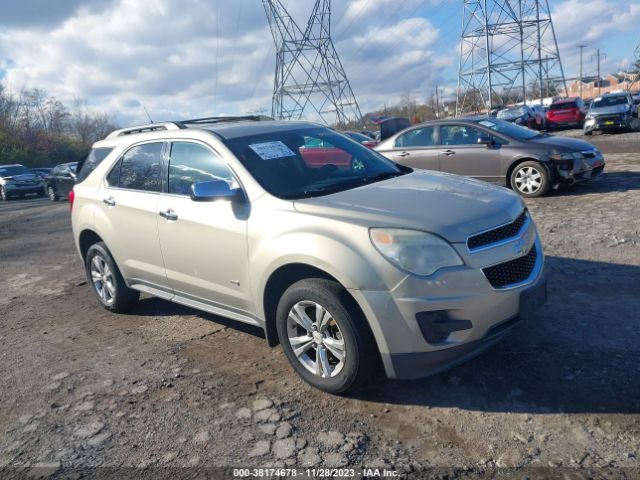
[72,117,546,393]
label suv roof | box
[96,115,317,146]
[599,92,631,99]
[552,97,580,104]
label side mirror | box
[190,180,241,202]
[477,136,494,147]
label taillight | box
[69,189,75,212]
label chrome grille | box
[482,244,537,289]
[467,211,527,251]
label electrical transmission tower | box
[262,0,363,127]
[456,0,567,114]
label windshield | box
[497,107,525,118]
[591,96,629,108]
[474,118,539,140]
[0,165,32,177]
[223,126,404,199]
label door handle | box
[441,149,456,156]
[396,151,410,158]
[159,209,178,221]
[103,197,116,207]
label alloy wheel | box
[90,254,116,305]
[514,166,542,194]
[286,300,346,378]
[47,186,56,201]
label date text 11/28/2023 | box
[233,468,399,478]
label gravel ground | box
[1,144,639,479]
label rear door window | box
[76,147,114,182]
[394,126,436,148]
[107,142,163,192]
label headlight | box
[550,151,583,161]
[369,228,463,276]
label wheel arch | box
[78,229,105,261]
[262,263,371,349]
[506,157,549,189]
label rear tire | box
[85,242,139,313]
[510,161,551,198]
[276,278,378,394]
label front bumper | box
[553,153,605,185]
[4,183,45,196]
[584,115,633,133]
[350,220,546,380]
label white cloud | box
[551,0,640,78]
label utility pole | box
[591,49,607,96]
[577,44,587,98]
[435,85,440,118]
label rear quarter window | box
[76,147,114,183]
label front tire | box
[85,242,139,313]
[47,186,59,201]
[276,279,378,394]
[510,161,551,198]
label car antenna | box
[142,105,154,123]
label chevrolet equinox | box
[71,117,547,393]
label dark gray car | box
[375,117,605,197]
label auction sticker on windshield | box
[479,120,496,128]
[249,141,296,160]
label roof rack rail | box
[176,115,273,127]
[105,122,183,139]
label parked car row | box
[0,162,77,201]
[492,92,638,135]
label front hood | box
[293,171,524,243]
[498,113,522,121]
[589,105,630,116]
[527,134,596,152]
[3,173,41,182]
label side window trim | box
[104,140,166,194]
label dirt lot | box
[1,133,639,479]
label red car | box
[299,138,352,168]
[546,98,586,129]
[343,131,379,148]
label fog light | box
[416,311,472,344]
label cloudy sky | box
[1,0,639,126]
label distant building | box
[563,72,640,99]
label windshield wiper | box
[362,171,404,184]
